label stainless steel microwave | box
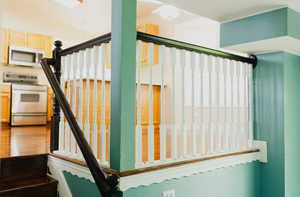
[9,46,44,67]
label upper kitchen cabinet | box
[27,33,53,57]
[0,29,53,64]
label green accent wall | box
[283,53,300,197]
[220,8,300,47]
[124,163,260,197]
[287,9,300,40]
[63,171,102,197]
[221,8,288,47]
[254,52,285,197]
[110,0,137,171]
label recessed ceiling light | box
[53,0,82,8]
[152,5,180,21]
[138,0,162,4]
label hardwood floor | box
[0,123,51,158]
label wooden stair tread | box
[0,176,57,193]
[0,154,58,197]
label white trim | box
[48,157,75,197]
[48,156,95,183]
[119,148,264,191]
[48,141,267,192]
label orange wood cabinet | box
[0,85,11,123]
[47,88,54,122]
[0,28,53,64]
[65,80,161,161]
[137,24,160,65]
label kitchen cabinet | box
[137,24,160,65]
[65,80,161,160]
[47,88,54,122]
[0,85,11,123]
[0,29,53,64]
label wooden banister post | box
[110,0,137,171]
[51,40,62,151]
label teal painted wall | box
[220,8,288,47]
[254,52,285,197]
[283,53,300,197]
[287,9,300,40]
[220,8,300,47]
[124,163,260,197]
[63,171,102,197]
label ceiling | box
[157,0,300,22]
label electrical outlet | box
[162,190,175,197]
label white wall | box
[138,11,220,49]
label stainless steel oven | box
[11,84,48,126]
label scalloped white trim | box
[48,156,95,183]
[48,157,76,197]
[119,151,261,191]
[48,141,267,192]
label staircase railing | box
[43,31,258,195]
[40,36,121,197]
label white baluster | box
[236,61,241,150]
[215,58,221,152]
[242,62,248,149]
[171,48,178,160]
[248,64,254,148]
[84,49,91,145]
[65,55,72,155]
[75,52,83,158]
[92,46,100,158]
[159,45,166,161]
[180,50,187,157]
[200,54,206,155]
[135,41,143,164]
[191,52,197,156]
[77,50,85,159]
[229,60,235,151]
[223,59,229,152]
[70,53,77,157]
[100,44,107,164]
[59,56,66,154]
[148,43,155,162]
[208,56,214,154]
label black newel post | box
[51,40,62,151]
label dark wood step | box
[0,175,58,197]
[0,154,48,181]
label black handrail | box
[56,31,257,67]
[137,32,257,66]
[59,33,111,56]
[41,58,121,197]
